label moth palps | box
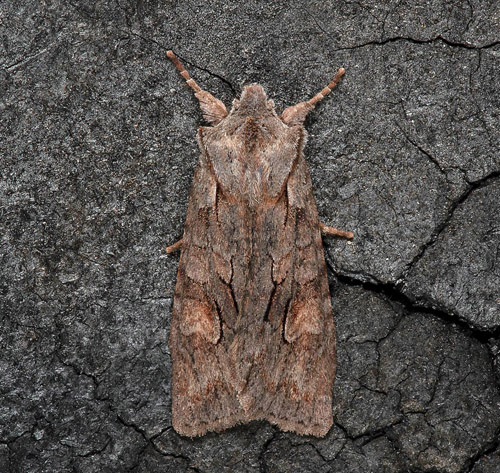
[166,51,353,437]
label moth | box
[166,51,353,437]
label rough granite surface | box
[1,1,499,472]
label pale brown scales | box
[166,51,352,437]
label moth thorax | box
[243,117,262,151]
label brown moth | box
[166,51,353,437]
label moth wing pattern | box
[170,138,335,437]
[167,51,350,437]
[257,153,336,436]
[169,156,245,436]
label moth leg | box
[319,222,353,240]
[166,238,184,254]
[281,68,345,125]
[166,50,228,125]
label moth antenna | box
[281,67,345,126]
[167,50,202,93]
[167,50,228,125]
[307,68,345,107]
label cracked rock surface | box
[1,1,499,472]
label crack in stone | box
[2,27,87,74]
[0,429,32,448]
[333,35,500,52]
[462,427,500,473]
[124,30,237,95]
[328,270,500,440]
[464,0,474,35]
[300,5,330,36]
[65,0,237,96]
[395,121,448,178]
[4,47,50,72]
[258,430,277,473]
[115,414,202,472]
[333,418,406,456]
[467,49,494,149]
[73,437,111,458]
[330,265,500,342]
[401,169,500,284]
[55,353,101,390]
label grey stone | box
[328,435,404,473]
[403,179,500,329]
[1,0,499,472]
[154,423,275,472]
[471,447,500,473]
[319,41,499,284]
[262,436,331,473]
[332,285,500,473]
[379,312,499,473]
[134,445,192,473]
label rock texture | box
[1,1,499,472]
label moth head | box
[234,84,274,116]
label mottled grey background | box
[1,1,499,472]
